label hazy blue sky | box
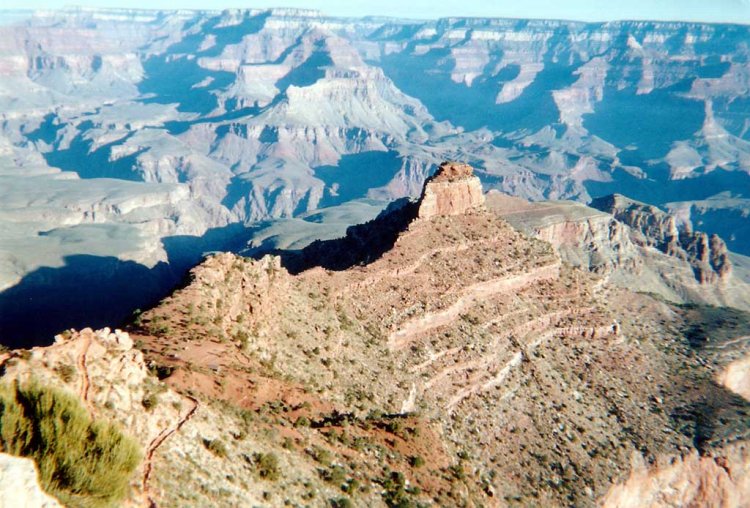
[3,0,750,24]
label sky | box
[2,0,749,25]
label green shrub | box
[253,452,280,481]
[409,455,425,468]
[343,478,360,494]
[380,470,416,508]
[319,465,346,485]
[141,393,158,411]
[0,381,141,507]
[308,445,332,466]
[235,330,250,350]
[448,463,465,480]
[294,416,311,428]
[203,438,227,458]
[330,497,353,508]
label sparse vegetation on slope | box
[0,381,141,507]
[3,163,736,506]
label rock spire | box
[417,162,485,219]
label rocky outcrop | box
[591,194,732,284]
[489,191,750,310]
[3,166,750,507]
[267,162,487,272]
[602,445,750,508]
[417,162,485,219]
[486,191,639,275]
[0,454,61,508]
[718,354,750,402]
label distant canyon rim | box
[0,7,749,346]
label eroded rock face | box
[718,355,750,402]
[0,454,61,508]
[1,168,747,507]
[591,194,732,284]
[417,162,485,219]
[602,445,750,508]
[488,191,750,310]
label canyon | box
[1,7,749,345]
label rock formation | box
[718,355,750,402]
[2,8,750,346]
[0,454,61,508]
[417,162,485,219]
[591,194,733,284]
[602,444,750,508]
[488,191,750,309]
[0,163,749,507]
[122,165,750,506]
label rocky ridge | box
[591,194,733,284]
[2,8,750,346]
[488,191,750,310]
[0,163,749,506]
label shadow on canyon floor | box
[0,223,260,349]
[247,197,418,275]
[0,196,417,349]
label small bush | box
[148,364,174,380]
[343,478,360,494]
[330,497,353,508]
[308,445,332,466]
[448,463,465,480]
[55,364,77,383]
[0,381,141,507]
[409,455,425,468]
[319,465,346,485]
[235,330,250,350]
[294,416,311,428]
[380,470,416,508]
[253,452,280,481]
[203,438,227,458]
[141,393,159,411]
[131,309,143,326]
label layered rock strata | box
[1,162,748,507]
[417,162,485,219]
[591,194,732,284]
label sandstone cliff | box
[591,194,732,284]
[417,162,485,219]
[488,191,750,311]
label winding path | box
[77,332,93,411]
[143,395,200,507]
[388,262,561,350]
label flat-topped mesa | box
[417,162,485,219]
